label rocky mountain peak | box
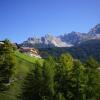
[88,24,100,34]
[21,24,100,48]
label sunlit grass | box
[0,51,43,100]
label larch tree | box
[42,56,55,100]
[55,53,74,100]
[85,57,100,100]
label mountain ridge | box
[20,24,100,48]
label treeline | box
[0,40,100,100]
[39,39,100,61]
[20,54,100,100]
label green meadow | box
[0,51,42,100]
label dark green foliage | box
[42,57,55,100]
[0,39,16,91]
[20,61,43,100]
[55,93,65,100]
[20,57,55,100]
[55,54,86,100]
[84,57,100,100]
[39,39,100,61]
[71,60,85,100]
[55,53,74,100]
[20,53,100,100]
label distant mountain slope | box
[20,24,100,48]
[67,39,100,60]
[39,39,100,61]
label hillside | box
[0,51,42,100]
[67,39,100,61]
[39,39,100,61]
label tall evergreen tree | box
[55,53,74,100]
[0,39,15,91]
[20,53,100,100]
[42,56,55,100]
[20,61,43,100]
[71,60,86,100]
[85,57,100,100]
[21,56,56,100]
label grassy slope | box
[0,51,43,100]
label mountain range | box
[21,24,100,48]
[39,39,100,61]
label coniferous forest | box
[1,0,100,99]
[0,40,100,100]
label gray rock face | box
[21,24,100,48]
[59,24,100,45]
[21,34,72,48]
[88,24,100,34]
[59,32,86,44]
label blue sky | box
[0,0,100,43]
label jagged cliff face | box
[21,24,100,48]
[88,24,100,34]
[59,24,100,44]
[59,32,86,44]
[21,34,72,48]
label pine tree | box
[85,57,100,100]
[55,53,74,100]
[21,57,56,100]
[42,56,55,100]
[20,61,43,100]
[71,60,86,100]
[0,39,15,91]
